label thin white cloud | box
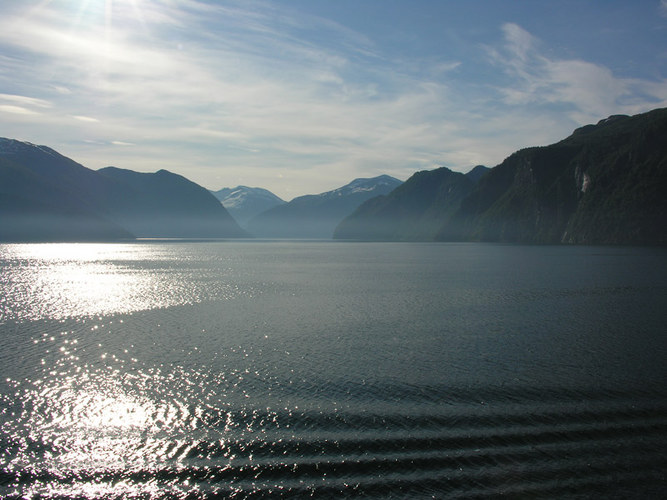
[72,115,99,123]
[0,104,39,115]
[0,93,51,108]
[0,1,460,193]
[51,85,72,95]
[488,23,667,124]
[0,3,666,197]
[501,22,536,63]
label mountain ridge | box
[97,166,247,238]
[0,139,246,241]
[3,107,666,244]
[246,175,403,238]
[333,166,488,241]
[334,108,667,245]
[438,107,667,244]
[210,186,285,228]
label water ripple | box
[1,242,666,498]
[1,356,666,499]
[0,243,266,322]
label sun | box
[29,0,148,30]
[26,0,148,34]
[75,0,147,29]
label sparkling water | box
[1,241,666,498]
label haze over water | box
[1,241,666,498]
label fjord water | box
[0,241,666,499]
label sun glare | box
[30,0,148,35]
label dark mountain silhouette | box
[333,166,487,241]
[0,175,133,242]
[246,175,403,238]
[335,108,667,245]
[210,186,285,227]
[0,140,134,241]
[439,108,667,244]
[5,107,665,244]
[464,165,491,183]
[98,167,246,238]
[0,139,245,241]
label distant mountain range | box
[336,108,667,245]
[210,186,285,227]
[334,166,488,241]
[3,107,665,244]
[0,139,246,241]
[246,175,403,238]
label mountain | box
[335,108,667,245]
[97,167,247,238]
[6,107,664,244]
[0,138,246,241]
[0,139,134,241]
[246,175,403,238]
[439,108,667,245]
[464,164,491,183]
[210,186,285,227]
[334,166,488,241]
[0,165,133,242]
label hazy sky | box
[1,0,666,199]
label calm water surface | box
[0,241,666,498]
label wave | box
[2,385,666,499]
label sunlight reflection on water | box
[0,243,270,496]
[1,243,166,321]
[2,352,243,499]
[1,242,666,498]
[0,243,258,322]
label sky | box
[1,0,666,200]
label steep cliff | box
[440,108,667,244]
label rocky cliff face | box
[335,108,667,245]
[441,108,667,245]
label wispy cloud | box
[0,93,51,117]
[487,23,667,124]
[0,93,51,108]
[0,105,39,115]
[0,0,462,192]
[72,115,99,123]
[0,2,665,197]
